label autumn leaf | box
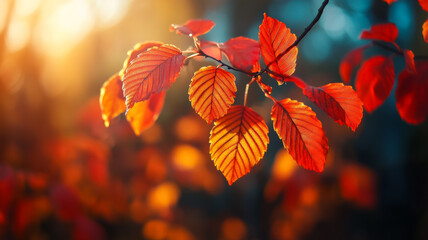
[423,19,428,43]
[340,46,367,84]
[99,73,126,127]
[360,23,398,43]
[259,14,298,84]
[210,105,269,185]
[170,19,215,37]
[189,66,237,124]
[419,0,428,12]
[220,37,260,72]
[403,49,416,73]
[395,61,428,124]
[200,40,222,60]
[356,56,395,113]
[122,44,185,109]
[303,83,363,131]
[126,91,166,135]
[271,99,328,172]
[119,41,163,76]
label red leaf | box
[189,66,236,124]
[99,74,125,127]
[259,13,298,84]
[360,23,398,43]
[340,46,366,84]
[126,91,166,135]
[200,40,222,60]
[423,19,428,43]
[170,19,215,37]
[303,83,363,131]
[403,49,416,73]
[122,44,185,109]
[356,56,395,113]
[382,0,398,4]
[210,106,269,185]
[120,42,164,76]
[271,99,328,172]
[396,61,428,124]
[221,37,260,72]
[419,0,428,11]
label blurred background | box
[1,0,428,239]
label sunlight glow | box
[34,0,94,57]
[5,18,30,52]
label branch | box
[372,41,428,60]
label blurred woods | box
[0,0,428,239]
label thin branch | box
[197,48,251,75]
[372,41,428,60]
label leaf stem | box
[244,78,256,106]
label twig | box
[372,41,428,60]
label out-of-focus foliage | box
[1,0,428,239]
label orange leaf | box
[396,62,428,124]
[403,49,416,73]
[189,66,237,124]
[99,73,126,127]
[360,23,398,43]
[170,19,215,37]
[119,41,163,76]
[271,99,328,172]
[382,0,398,4]
[220,37,260,72]
[200,40,222,60]
[356,56,395,113]
[423,19,428,43]
[122,44,185,109]
[419,0,428,11]
[259,13,298,84]
[303,83,363,131]
[210,105,269,185]
[126,91,166,135]
[340,46,366,84]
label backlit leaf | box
[221,37,260,72]
[189,66,236,124]
[403,49,416,73]
[119,41,163,76]
[360,23,398,43]
[210,105,269,185]
[423,19,428,43]
[303,83,363,131]
[271,99,328,172]
[396,61,428,124]
[259,13,298,84]
[122,44,185,109]
[419,0,428,11]
[340,46,366,84]
[126,91,166,135]
[356,56,395,113]
[99,73,125,127]
[200,40,222,60]
[170,19,215,37]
